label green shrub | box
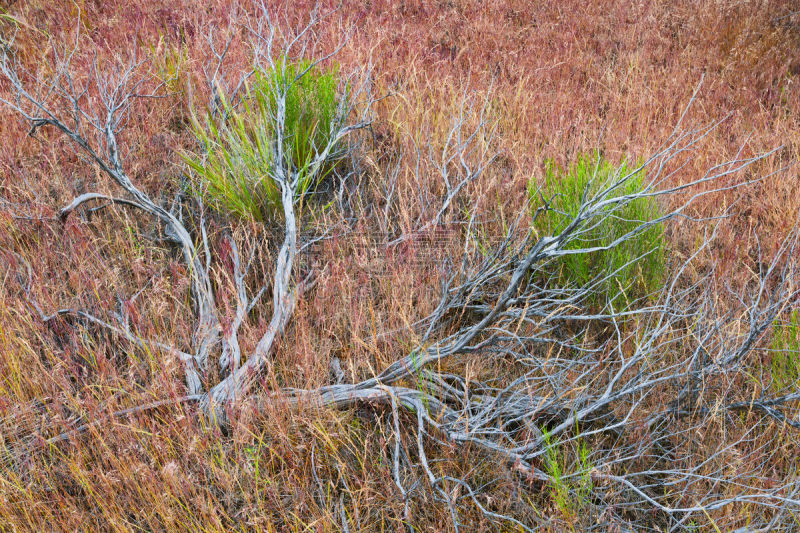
[771,309,800,391]
[529,156,666,309]
[184,60,341,222]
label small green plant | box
[529,156,665,309]
[184,59,341,222]
[543,428,569,512]
[542,427,594,517]
[771,309,800,391]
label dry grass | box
[0,0,798,531]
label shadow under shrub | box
[184,60,342,222]
[530,156,666,309]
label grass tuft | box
[530,156,666,309]
[771,309,800,391]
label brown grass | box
[0,0,798,530]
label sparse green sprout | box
[542,427,594,517]
[771,309,800,391]
[543,428,569,513]
[184,59,342,222]
[529,156,666,309]
[149,33,189,96]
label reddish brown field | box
[0,1,798,531]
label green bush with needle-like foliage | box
[184,60,341,222]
